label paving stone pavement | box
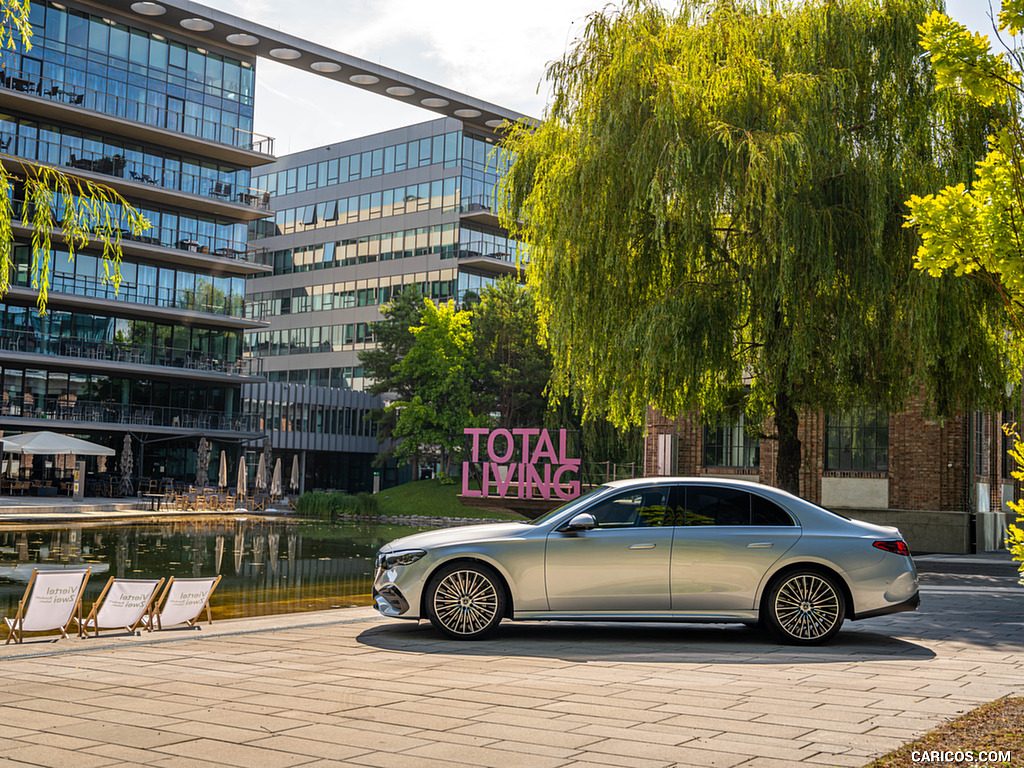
[0,552,1021,768]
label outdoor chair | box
[4,568,92,644]
[75,577,164,637]
[142,575,222,631]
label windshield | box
[528,485,613,525]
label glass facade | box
[7,2,257,148]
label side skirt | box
[512,611,759,624]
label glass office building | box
[244,118,526,490]
[0,0,273,487]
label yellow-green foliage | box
[906,3,1024,332]
[0,0,30,53]
[1000,424,1024,584]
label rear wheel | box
[763,570,845,645]
[425,562,505,640]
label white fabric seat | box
[4,568,92,644]
[75,577,165,637]
[142,576,222,630]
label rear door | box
[668,485,801,611]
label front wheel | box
[763,570,845,645]
[425,562,506,640]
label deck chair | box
[4,568,92,644]
[75,577,165,638]
[143,575,222,631]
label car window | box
[750,493,796,526]
[585,488,668,528]
[664,485,796,527]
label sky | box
[198,0,1003,155]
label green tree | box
[0,3,149,314]
[472,277,552,429]
[386,299,482,480]
[359,286,427,470]
[498,0,1015,495]
[904,2,1024,577]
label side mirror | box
[561,512,596,532]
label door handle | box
[747,542,773,548]
[628,543,656,550]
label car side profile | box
[372,477,919,644]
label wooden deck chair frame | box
[77,576,165,638]
[4,567,92,645]
[149,575,223,630]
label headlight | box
[376,549,427,569]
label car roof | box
[601,476,802,503]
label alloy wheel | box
[772,572,842,642]
[431,568,500,637]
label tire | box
[425,562,506,640]
[763,569,845,645]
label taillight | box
[873,540,910,556]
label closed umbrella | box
[118,435,133,497]
[289,454,299,493]
[195,437,209,489]
[255,449,269,492]
[218,450,227,490]
[236,457,247,498]
[270,458,282,499]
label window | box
[583,488,668,528]
[1003,411,1016,480]
[667,486,795,527]
[825,405,888,472]
[704,415,759,468]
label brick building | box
[644,397,1016,554]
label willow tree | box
[0,0,149,314]
[499,0,1016,495]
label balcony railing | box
[8,199,262,262]
[0,70,274,154]
[0,396,257,433]
[1,134,271,210]
[0,329,262,377]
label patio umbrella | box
[236,457,247,498]
[270,458,282,499]
[1,431,115,456]
[118,435,133,497]
[195,437,210,489]
[255,449,269,493]
[289,454,299,493]
[218,450,227,490]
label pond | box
[0,517,432,622]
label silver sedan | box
[372,477,919,644]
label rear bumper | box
[852,591,920,620]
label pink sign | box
[462,428,581,500]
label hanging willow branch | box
[0,162,150,314]
[0,0,30,52]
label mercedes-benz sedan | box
[372,478,919,644]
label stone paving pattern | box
[0,553,1021,767]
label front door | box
[545,486,672,612]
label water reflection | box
[0,518,429,621]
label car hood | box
[381,521,531,553]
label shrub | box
[295,491,379,520]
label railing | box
[0,329,262,377]
[0,134,271,210]
[44,273,246,318]
[0,396,258,433]
[0,70,274,154]
[8,198,255,260]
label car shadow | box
[356,620,936,663]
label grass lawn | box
[375,479,524,520]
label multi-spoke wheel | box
[425,562,506,640]
[764,570,845,645]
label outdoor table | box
[140,493,164,511]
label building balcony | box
[0,397,258,436]
[0,70,274,165]
[0,329,263,381]
[0,150,271,222]
[459,196,502,228]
